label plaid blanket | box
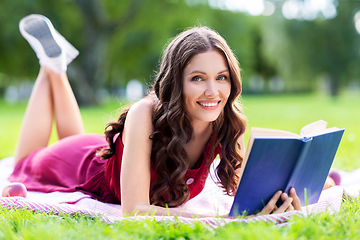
[1,157,350,227]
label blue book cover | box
[229,120,344,216]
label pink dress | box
[9,133,220,205]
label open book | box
[229,120,345,216]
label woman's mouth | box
[197,101,220,109]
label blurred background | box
[1,0,360,105]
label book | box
[229,120,345,216]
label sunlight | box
[224,0,265,15]
[282,0,337,20]
[282,0,302,19]
[209,0,337,19]
[262,1,275,16]
[209,0,265,16]
[354,11,360,34]
[246,0,265,16]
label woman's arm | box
[120,98,154,215]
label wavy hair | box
[100,27,247,207]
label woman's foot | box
[19,14,79,74]
[323,176,336,190]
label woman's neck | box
[185,121,213,168]
[191,121,213,141]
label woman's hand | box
[257,188,301,215]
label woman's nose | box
[205,80,217,97]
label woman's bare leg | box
[46,68,84,140]
[14,67,84,165]
[14,67,53,164]
[14,14,83,165]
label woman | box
[9,14,301,217]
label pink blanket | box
[0,157,355,227]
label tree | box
[260,0,360,95]
[66,0,144,105]
[0,0,225,104]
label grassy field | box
[1,93,360,239]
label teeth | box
[199,102,218,107]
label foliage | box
[260,1,360,95]
[1,0,360,103]
[0,0,256,104]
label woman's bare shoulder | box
[127,98,154,119]
[122,98,155,143]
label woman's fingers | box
[280,192,294,211]
[258,190,282,215]
[258,188,302,216]
[281,192,288,202]
[276,188,301,213]
[274,194,293,213]
[289,188,302,210]
[286,204,294,211]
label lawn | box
[1,93,360,239]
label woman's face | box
[182,50,231,125]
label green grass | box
[1,93,360,239]
[1,196,360,239]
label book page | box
[303,127,340,137]
[251,127,300,138]
[300,120,327,136]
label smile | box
[197,101,220,108]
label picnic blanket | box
[0,156,357,227]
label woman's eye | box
[191,76,202,82]
[217,75,227,81]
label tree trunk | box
[329,75,340,97]
[69,31,109,106]
[71,0,142,105]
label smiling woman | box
[8,14,301,219]
[182,50,231,125]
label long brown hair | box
[100,27,247,207]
